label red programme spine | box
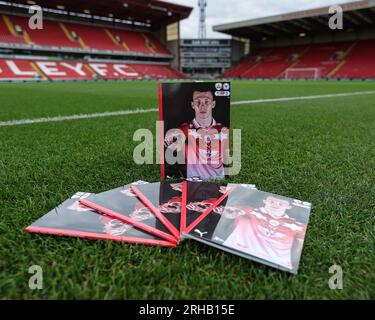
[158,82,165,180]
[25,226,176,247]
[180,181,187,234]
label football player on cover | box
[100,216,133,236]
[159,196,182,214]
[219,196,307,270]
[164,90,229,180]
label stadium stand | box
[132,63,187,79]
[2,15,76,47]
[0,14,172,54]
[285,42,354,79]
[333,40,375,79]
[215,1,375,80]
[0,15,26,44]
[222,40,375,80]
[0,0,192,81]
[0,58,37,80]
[236,46,308,79]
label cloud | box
[162,0,360,38]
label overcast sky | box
[162,0,360,38]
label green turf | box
[0,80,374,299]
[1,79,375,121]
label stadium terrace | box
[0,0,375,80]
[0,0,191,81]
[215,0,375,80]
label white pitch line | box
[1,90,375,127]
[231,90,375,105]
[0,108,158,127]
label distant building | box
[180,39,231,78]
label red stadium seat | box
[332,40,375,79]
[289,42,353,78]
[87,62,140,80]
[34,60,96,80]
[7,16,81,48]
[0,58,186,81]
[0,59,40,80]
[0,13,182,81]
[106,28,169,54]
[144,33,171,55]
[132,64,186,79]
[61,23,122,51]
[221,40,375,79]
[0,14,171,55]
[243,46,308,79]
[0,15,26,44]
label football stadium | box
[1,0,374,301]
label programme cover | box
[25,192,175,247]
[130,181,183,238]
[184,186,311,274]
[80,181,178,243]
[159,82,231,180]
[182,180,237,233]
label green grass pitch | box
[0,80,374,299]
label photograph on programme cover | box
[184,182,257,234]
[184,180,229,232]
[186,186,312,274]
[25,192,174,247]
[79,182,178,243]
[130,181,183,235]
[159,82,230,180]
